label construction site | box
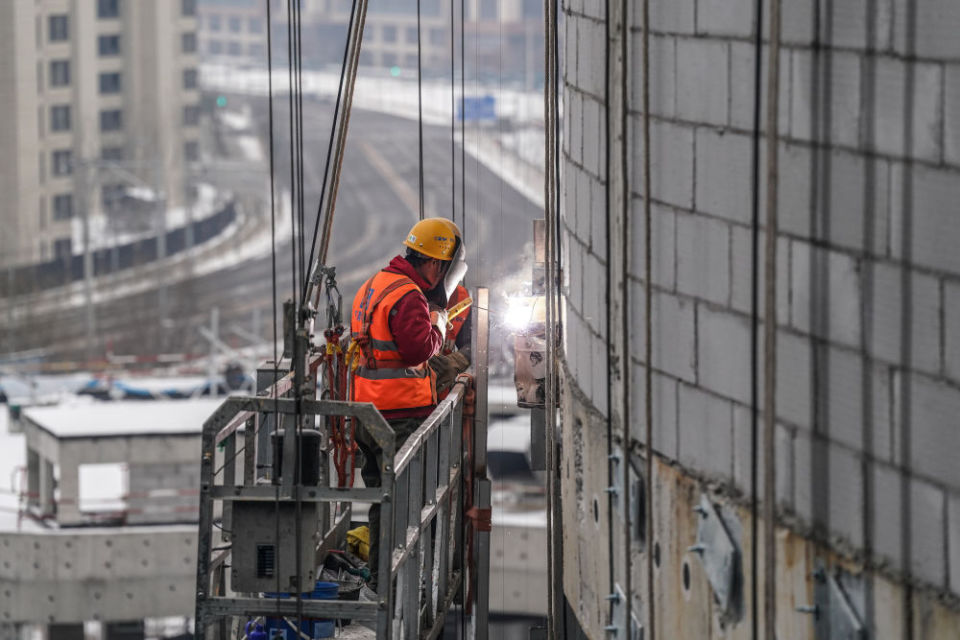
[1,0,959,639]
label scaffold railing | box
[194,374,487,640]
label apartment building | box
[196,0,268,63]
[0,0,200,267]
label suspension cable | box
[749,0,764,635]
[635,0,656,634]
[300,0,359,307]
[764,0,782,636]
[450,0,456,225]
[264,0,283,623]
[460,0,466,241]
[286,0,299,307]
[417,0,425,221]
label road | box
[2,97,543,362]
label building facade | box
[558,1,960,638]
[0,0,200,267]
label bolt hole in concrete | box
[593,497,599,523]
[682,561,691,592]
[653,541,661,568]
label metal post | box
[473,287,490,638]
[208,308,219,393]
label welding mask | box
[442,241,467,302]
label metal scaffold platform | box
[194,290,492,640]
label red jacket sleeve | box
[389,290,443,366]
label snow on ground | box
[71,183,224,253]
[235,135,264,162]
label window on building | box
[248,17,263,33]
[248,43,265,57]
[381,25,397,42]
[182,32,197,53]
[227,41,242,56]
[48,15,69,42]
[183,105,200,126]
[405,53,418,68]
[209,15,221,31]
[54,238,72,260]
[52,150,73,176]
[184,141,199,162]
[209,40,223,55]
[98,34,121,56]
[99,72,122,94]
[50,105,71,132]
[228,16,242,33]
[382,52,396,67]
[522,0,541,18]
[53,194,74,221]
[182,0,196,16]
[100,109,123,131]
[405,26,418,44]
[183,68,198,90]
[49,60,70,87]
[429,28,445,46]
[101,146,124,162]
[97,0,120,19]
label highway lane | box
[3,99,542,362]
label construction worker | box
[350,217,467,592]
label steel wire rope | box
[763,0,782,635]
[265,0,284,623]
[284,0,306,629]
[295,0,307,299]
[417,0,425,221]
[286,0,299,307]
[637,0,655,635]
[748,0,764,635]
[451,0,456,226]
[460,0,466,244]
[457,8,468,638]
[300,0,361,307]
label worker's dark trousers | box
[359,417,423,592]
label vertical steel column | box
[222,433,237,542]
[194,414,218,640]
[473,287,490,638]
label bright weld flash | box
[505,297,535,331]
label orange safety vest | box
[350,271,437,412]
[443,284,470,355]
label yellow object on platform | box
[347,525,370,561]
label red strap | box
[466,506,492,532]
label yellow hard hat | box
[403,218,462,261]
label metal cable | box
[316,1,369,270]
[300,0,360,307]
[264,0,283,620]
[417,0,425,221]
[450,0,456,225]
[764,0,782,635]
[286,0,299,307]
[460,0,466,241]
[295,0,307,298]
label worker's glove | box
[430,308,449,342]
[429,351,470,393]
